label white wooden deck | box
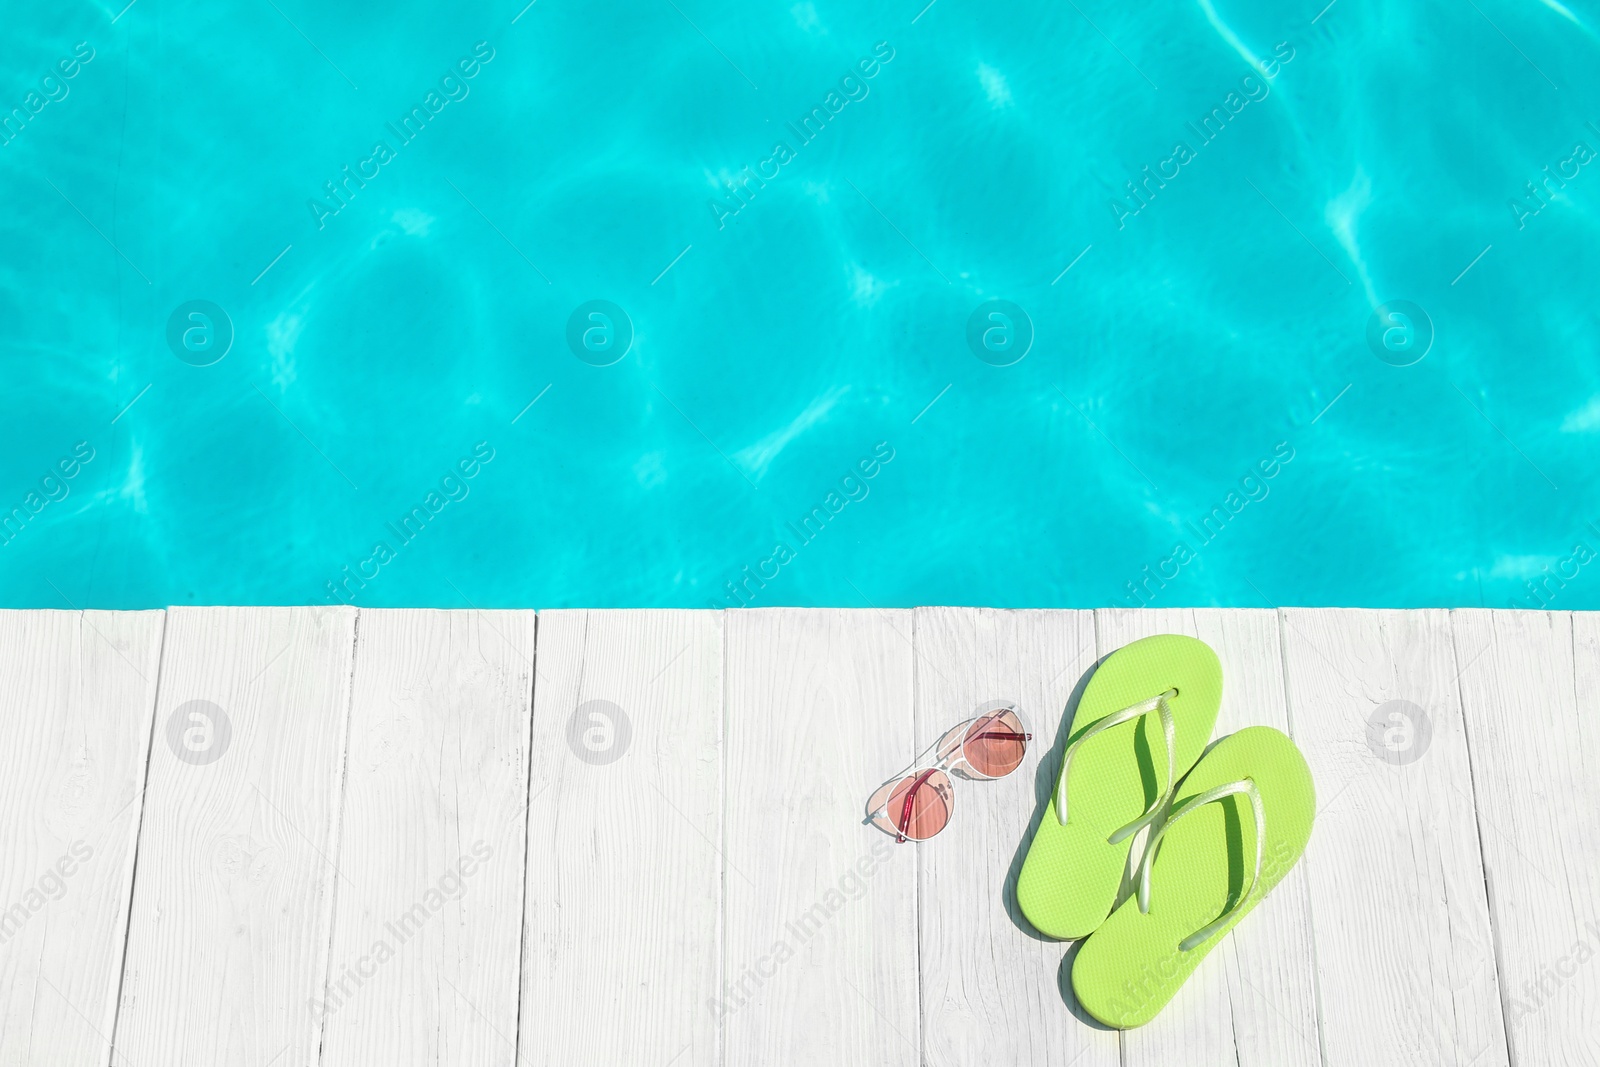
[0,608,1593,1066]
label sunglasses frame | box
[866,708,1033,843]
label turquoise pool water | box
[5,0,1599,610]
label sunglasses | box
[866,708,1032,842]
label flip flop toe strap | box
[1136,777,1267,952]
[1055,691,1178,842]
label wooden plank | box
[1099,608,1320,1067]
[5,603,1588,1064]
[1282,608,1507,1065]
[519,610,722,1066]
[1455,610,1600,1064]
[318,609,535,1067]
[723,609,918,1065]
[912,607,1117,1067]
[112,606,358,1067]
[0,610,165,1067]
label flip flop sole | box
[1072,725,1315,1028]
[1017,634,1222,940]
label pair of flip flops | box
[1018,634,1315,1029]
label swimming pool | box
[4,0,1598,610]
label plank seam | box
[311,608,362,1067]
[1447,608,1519,1067]
[1273,608,1332,1067]
[718,609,729,1067]
[519,609,574,1067]
[102,609,168,1067]
[911,608,926,1067]
[512,610,541,1067]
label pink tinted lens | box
[963,710,1028,778]
[887,770,952,841]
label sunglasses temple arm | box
[891,769,941,842]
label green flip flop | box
[1017,634,1222,940]
[1072,725,1315,1029]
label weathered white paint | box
[723,609,919,1066]
[0,607,1586,1067]
[320,609,535,1067]
[0,610,164,1067]
[1456,610,1599,1065]
[1283,608,1506,1066]
[912,607,1115,1067]
[519,610,723,1066]
[114,606,358,1067]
